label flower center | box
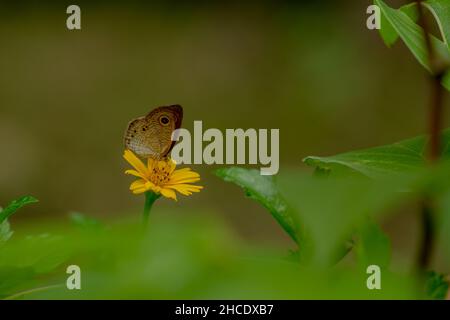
[149,165,171,186]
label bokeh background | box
[1,0,449,270]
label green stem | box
[418,198,435,272]
[143,191,160,226]
[415,0,447,274]
[3,284,63,300]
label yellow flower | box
[123,150,203,201]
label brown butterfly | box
[124,105,183,160]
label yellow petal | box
[130,179,146,190]
[147,157,156,172]
[125,169,144,178]
[170,168,200,180]
[123,150,149,177]
[167,184,203,195]
[168,172,201,185]
[157,160,169,172]
[132,185,150,194]
[160,188,177,201]
[166,178,200,186]
[173,167,192,174]
[130,180,152,194]
[132,188,147,195]
[132,180,162,194]
[169,186,192,196]
[148,184,162,194]
[167,159,177,174]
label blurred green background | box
[1,0,449,270]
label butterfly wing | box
[124,105,183,159]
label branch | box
[415,0,447,272]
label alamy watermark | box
[66,5,81,30]
[66,265,81,290]
[366,5,381,30]
[170,121,279,175]
[366,265,381,290]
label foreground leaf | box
[378,2,419,47]
[376,0,449,72]
[1,216,417,299]
[423,0,450,47]
[437,187,450,260]
[425,271,449,300]
[0,266,36,299]
[355,219,391,268]
[0,196,38,224]
[0,220,13,244]
[304,129,450,179]
[277,173,408,266]
[69,212,103,231]
[215,167,299,244]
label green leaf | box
[304,128,450,179]
[378,3,399,47]
[0,220,13,244]
[437,187,450,260]
[423,0,450,47]
[402,2,420,22]
[443,71,450,90]
[277,173,406,266]
[69,212,103,231]
[0,233,73,275]
[375,0,449,72]
[355,218,391,268]
[0,196,38,224]
[0,217,418,299]
[215,167,300,244]
[377,2,419,47]
[425,271,449,300]
[0,266,36,299]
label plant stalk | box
[418,199,435,271]
[416,0,447,272]
[143,191,160,227]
